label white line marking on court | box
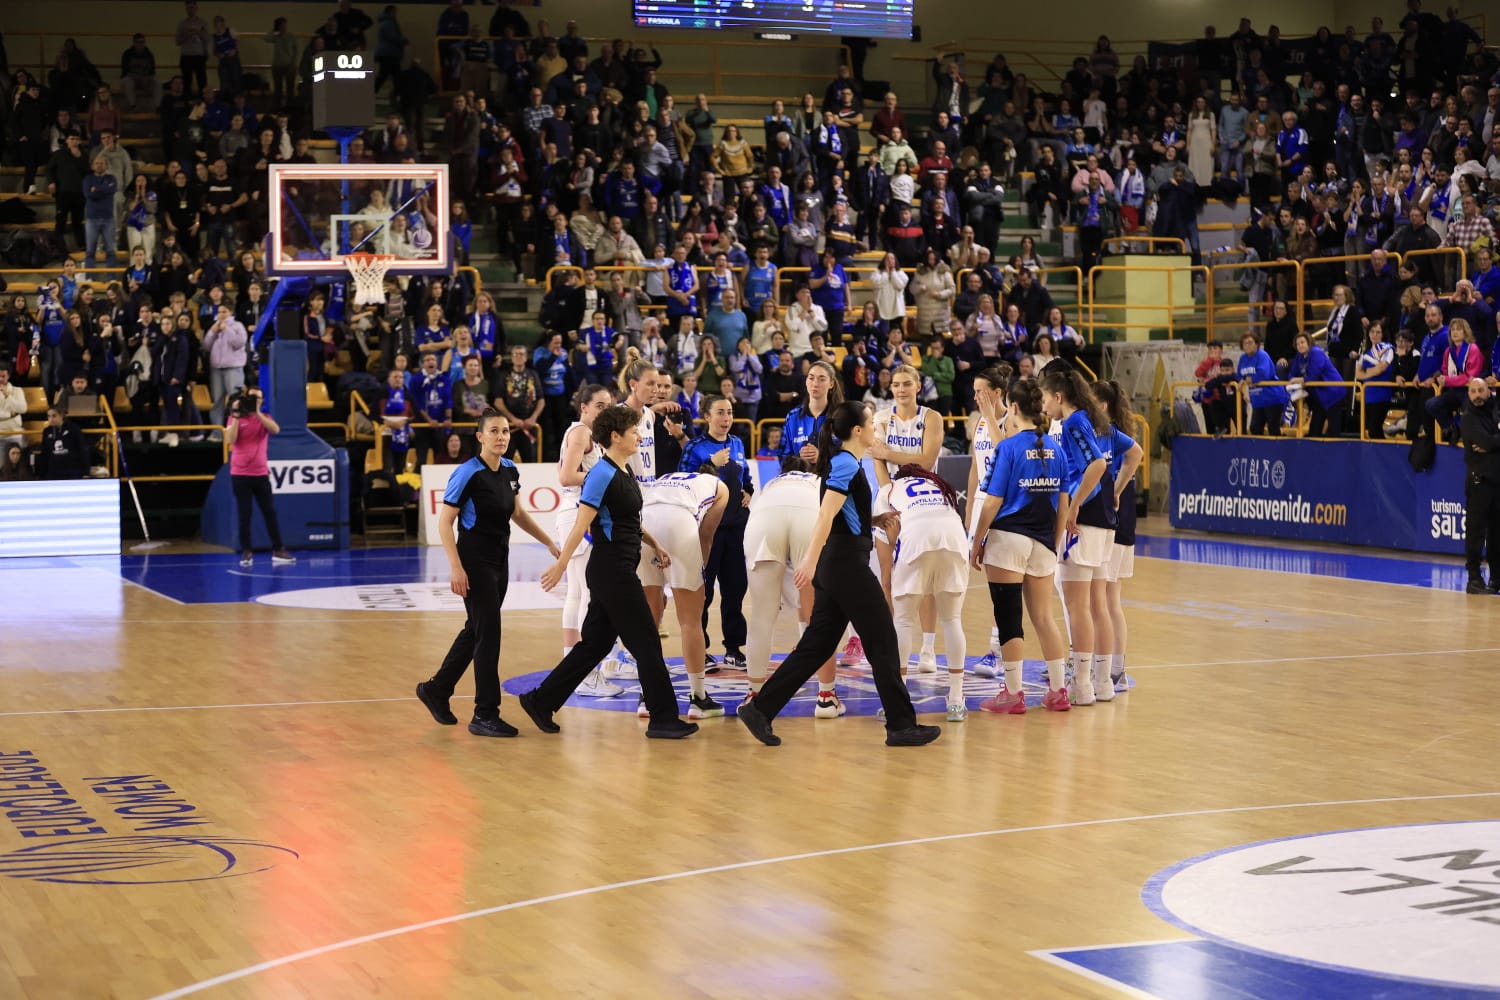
[148,790,1500,999]
[1132,646,1500,671]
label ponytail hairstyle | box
[618,346,653,398]
[806,359,845,407]
[1006,378,1049,445]
[1091,379,1134,431]
[572,381,610,416]
[813,400,870,479]
[1042,368,1107,435]
[975,363,1014,392]
[892,463,961,511]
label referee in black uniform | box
[520,404,700,740]
[738,401,941,748]
[417,409,559,737]
[1461,379,1500,593]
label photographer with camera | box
[224,386,295,568]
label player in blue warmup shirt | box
[1043,369,1117,706]
[417,410,560,738]
[680,395,754,670]
[738,401,942,748]
[1092,380,1144,700]
[521,404,701,740]
[969,378,1073,713]
[779,360,843,460]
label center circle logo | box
[1270,460,1286,489]
[0,835,300,885]
[255,582,563,612]
[1143,821,1500,990]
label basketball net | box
[344,253,397,305]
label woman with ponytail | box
[1041,368,1116,706]
[870,363,946,675]
[966,363,1013,677]
[968,380,1072,712]
[554,382,623,698]
[877,463,972,721]
[619,347,664,482]
[1091,380,1144,698]
[738,401,941,748]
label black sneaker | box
[467,715,519,738]
[416,682,458,725]
[737,696,781,746]
[720,651,746,671]
[688,693,725,718]
[518,690,560,733]
[885,724,942,747]
[1466,579,1491,594]
[645,718,699,739]
[703,653,721,674]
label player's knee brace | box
[989,581,1025,645]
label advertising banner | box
[419,462,564,545]
[1169,437,1466,556]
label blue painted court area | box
[1135,534,1469,591]
[1040,940,1500,1000]
[0,529,1469,612]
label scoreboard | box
[311,51,375,132]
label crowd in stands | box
[0,1,1497,479]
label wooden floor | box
[2,519,1498,999]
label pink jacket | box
[1439,341,1484,388]
[1070,167,1116,194]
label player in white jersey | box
[875,465,971,721]
[965,364,1013,678]
[638,472,729,719]
[555,383,621,697]
[869,365,944,672]
[743,458,846,717]
[600,350,676,678]
[618,350,663,482]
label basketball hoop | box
[344,253,397,304]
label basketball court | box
[2,521,1497,998]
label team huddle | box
[415,352,1143,746]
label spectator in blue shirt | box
[1238,331,1289,436]
[808,249,849,320]
[82,156,119,267]
[703,287,749,359]
[412,351,453,470]
[1276,110,1309,183]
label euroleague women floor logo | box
[0,835,299,886]
[0,751,298,886]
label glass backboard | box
[266,163,451,276]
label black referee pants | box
[531,547,683,721]
[702,526,748,655]
[753,540,917,730]
[1465,475,1500,583]
[429,539,508,719]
